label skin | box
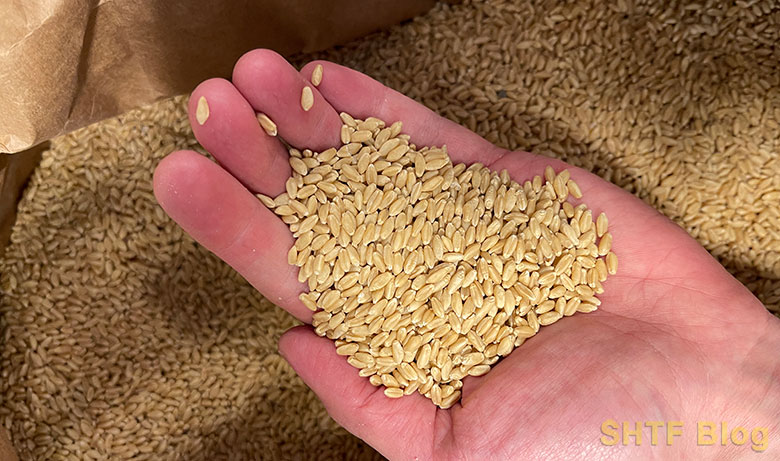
[153,49,780,460]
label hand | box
[153,49,780,459]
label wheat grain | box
[596,213,608,238]
[312,64,324,86]
[195,96,209,125]
[257,113,278,136]
[301,86,314,112]
[606,252,618,275]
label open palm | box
[153,50,780,459]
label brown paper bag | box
[0,427,18,461]
[0,144,45,250]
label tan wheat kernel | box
[301,86,314,111]
[257,113,278,136]
[195,96,209,125]
[312,64,324,86]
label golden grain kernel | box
[598,232,613,256]
[311,64,324,86]
[257,112,278,136]
[596,212,608,237]
[301,86,314,111]
[195,96,209,124]
[606,251,618,275]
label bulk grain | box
[266,114,616,408]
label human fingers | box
[232,49,343,152]
[188,78,290,196]
[153,150,311,321]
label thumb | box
[278,326,439,460]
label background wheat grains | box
[1,0,779,459]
